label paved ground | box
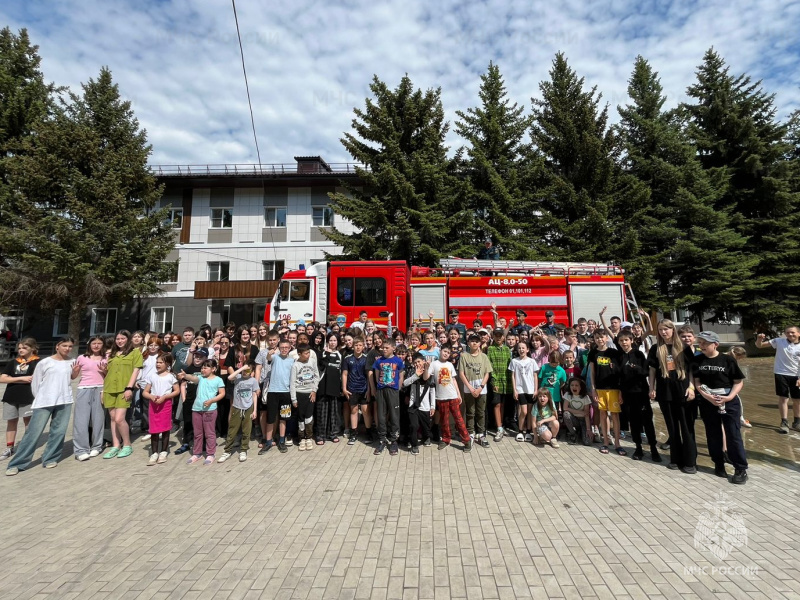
[1,360,800,600]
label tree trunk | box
[68,298,84,356]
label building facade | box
[8,157,361,344]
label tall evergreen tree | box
[529,53,650,273]
[325,75,457,266]
[617,56,754,320]
[681,49,800,328]
[0,68,176,341]
[449,62,534,259]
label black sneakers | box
[374,441,386,455]
[714,464,728,478]
[779,419,790,434]
[437,441,449,450]
[650,448,662,463]
[389,442,398,456]
[277,441,288,453]
[631,448,644,461]
[258,441,272,455]
[411,446,420,455]
[732,469,748,484]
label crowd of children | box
[4,307,797,486]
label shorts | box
[2,402,33,420]
[103,391,130,409]
[596,389,621,413]
[266,391,290,424]
[490,392,509,407]
[774,374,800,399]
[517,393,533,406]
[348,392,368,407]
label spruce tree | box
[325,75,457,266]
[617,56,754,320]
[681,49,800,328]
[449,62,534,259]
[529,53,649,271]
[0,68,176,341]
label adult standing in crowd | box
[756,326,800,433]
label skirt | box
[149,399,173,434]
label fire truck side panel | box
[567,276,627,325]
[327,261,409,332]
[444,275,570,328]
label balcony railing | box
[150,163,367,177]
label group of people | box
[3,303,799,485]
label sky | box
[3,0,799,167]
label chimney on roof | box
[295,156,332,174]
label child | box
[72,336,107,461]
[618,331,660,462]
[182,359,225,465]
[427,344,472,452]
[218,361,259,462]
[1,337,40,460]
[370,339,405,455]
[509,341,538,442]
[588,330,625,456]
[316,333,342,444]
[137,336,163,442]
[693,331,748,484]
[403,352,436,454]
[487,329,512,441]
[142,354,180,466]
[264,340,295,453]
[531,388,560,448]
[562,378,592,445]
[729,347,752,428]
[538,351,567,416]
[342,337,370,445]
[290,344,320,451]
[175,349,206,455]
[457,333,493,447]
[561,350,581,381]
[6,337,75,476]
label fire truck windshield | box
[279,280,311,302]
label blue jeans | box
[8,404,72,471]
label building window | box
[162,261,179,284]
[150,307,174,333]
[208,262,230,282]
[52,309,70,337]
[262,260,285,280]
[210,208,233,229]
[336,277,386,306]
[164,208,183,229]
[264,207,287,227]
[90,308,117,335]
[312,206,333,227]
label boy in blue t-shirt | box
[369,339,405,456]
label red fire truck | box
[267,258,635,331]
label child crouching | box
[562,378,592,445]
[532,388,560,448]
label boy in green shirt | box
[486,329,512,442]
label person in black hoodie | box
[617,331,660,462]
[315,334,342,444]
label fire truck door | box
[411,285,446,322]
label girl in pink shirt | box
[72,336,107,461]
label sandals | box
[331,436,340,443]
[102,447,120,459]
[615,447,627,456]
[316,438,325,446]
[599,446,609,454]
[116,446,133,458]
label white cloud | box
[3,0,798,165]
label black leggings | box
[626,392,657,449]
[151,431,170,454]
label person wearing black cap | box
[692,331,748,484]
[540,311,558,336]
[476,238,500,261]
[448,309,467,344]
[511,309,533,337]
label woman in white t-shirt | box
[509,341,538,442]
[756,326,800,433]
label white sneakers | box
[238,452,247,462]
[141,434,151,442]
[217,452,232,463]
[147,453,158,466]
[89,449,101,458]
[157,451,168,464]
[76,453,90,462]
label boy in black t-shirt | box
[588,330,625,456]
[618,331,660,462]
[692,331,748,484]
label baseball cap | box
[697,331,720,344]
[478,328,489,335]
[545,310,554,317]
[492,327,505,336]
[193,348,209,357]
[516,309,527,317]
[467,333,481,342]
[484,238,492,244]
